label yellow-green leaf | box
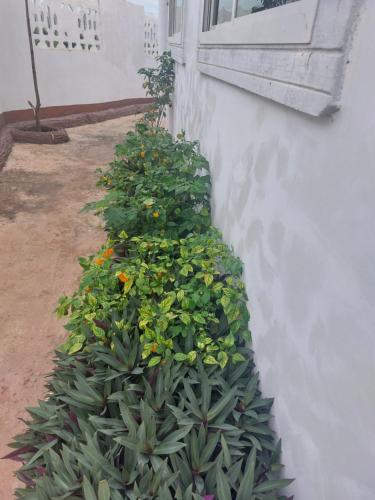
[204,355,218,365]
[180,312,191,325]
[204,274,213,287]
[68,342,83,355]
[218,351,228,369]
[148,356,161,367]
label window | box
[200,0,317,45]
[213,0,232,25]
[197,0,359,117]
[203,0,300,31]
[168,0,184,64]
[237,0,299,17]
[168,0,183,36]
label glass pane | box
[236,0,299,18]
[175,0,183,33]
[213,0,233,25]
[202,0,212,31]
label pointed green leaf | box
[217,467,232,500]
[237,447,256,500]
[98,480,110,500]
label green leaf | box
[207,388,236,422]
[220,296,230,310]
[163,425,193,443]
[68,342,83,355]
[193,313,206,325]
[186,351,197,363]
[160,292,176,313]
[174,353,187,362]
[217,467,232,500]
[83,476,98,500]
[180,312,191,325]
[237,447,256,500]
[203,274,213,286]
[232,352,246,364]
[148,356,162,367]
[143,198,155,207]
[98,480,111,500]
[153,441,186,455]
[26,439,58,466]
[203,355,218,365]
[253,478,294,494]
[220,434,231,469]
[218,351,228,369]
[223,333,235,348]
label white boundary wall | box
[0,0,148,113]
[164,1,375,499]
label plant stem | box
[25,0,42,131]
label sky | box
[130,0,159,14]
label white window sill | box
[197,0,361,117]
[168,36,185,65]
[200,0,318,46]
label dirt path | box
[0,115,137,499]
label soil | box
[0,114,138,499]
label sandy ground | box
[0,115,137,499]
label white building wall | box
[168,2,375,499]
[0,0,146,113]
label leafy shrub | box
[8,333,291,499]
[57,230,251,368]
[138,51,175,127]
[90,123,211,239]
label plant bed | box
[11,125,69,145]
[5,53,293,499]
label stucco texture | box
[169,1,375,499]
[0,0,146,113]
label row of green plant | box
[88,123,211,239]
[7,52,292,499]
[57,230,250,369]
[9,338,288,499]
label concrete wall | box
[0,0,146,113]
[167,1,375,499]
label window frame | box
[168,0,185,64]
[196,0,361,117]
[168,0,184,46]
[200,0,319,45]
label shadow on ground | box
[0,169,62,220]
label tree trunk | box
[25,0,42,131]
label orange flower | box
[152,211,160,219]
[85,287,92,293]
[103,248,114,259]
[95,257,105,266]
[118,272,130,283]
[140,151,145,159]
[151,343,158,353]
